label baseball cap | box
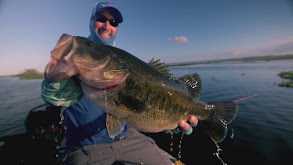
[94,2,123,23]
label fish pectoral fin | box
[203,101,238,143]
[106,113,126,139]
[178,73,202,99]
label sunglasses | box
[95,15,119,27]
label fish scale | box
[123,77,183,115]
[116,77,200,132]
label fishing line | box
[211,94,257,164]
[233,94,258,102]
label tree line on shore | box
[12,54,293,88]
[13,69,44,80]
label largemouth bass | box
[45,34,238,143]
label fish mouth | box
[75,54,129,96]
[79,76,127,97]
[77,64,129,95]
[79,75,127,89]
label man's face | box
[94,10,118,39]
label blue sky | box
[0,0,293,76]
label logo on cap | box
[102,3,113,7]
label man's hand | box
[178,115,198,135]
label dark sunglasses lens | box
[109,20,118,27]
[96,16,107,23]
[96,15,118,27]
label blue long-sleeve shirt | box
[64,95,130,147]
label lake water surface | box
[168,59,293,165]
[0,59,292,165]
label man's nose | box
[103,21,111,28]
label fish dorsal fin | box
[148,58,172,77]
[178,73,202,99]
[106,113,126,139]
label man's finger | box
[188,115,198,127]
[179,120,193,135]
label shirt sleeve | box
[41,77,83,107]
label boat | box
[0,104,228,165]
[0,104,66,165]
[0,105,137,165]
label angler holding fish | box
[41,2,201,165]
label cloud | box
[274,36,293,47]
[247,36,293,56]
[232,49,241,56]
[221,36,293,59]
[167,36,189,43]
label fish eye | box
[85,41,94,46]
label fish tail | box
[202,101,238,143]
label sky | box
[0,0,293,76]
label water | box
[149,59,293,165]
[0,77,44,137]
[1,59,293,164]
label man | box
[41,2,198,165]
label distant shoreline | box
[11,69,44,80]
[166,54,293,67]
[1,54,293,78]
